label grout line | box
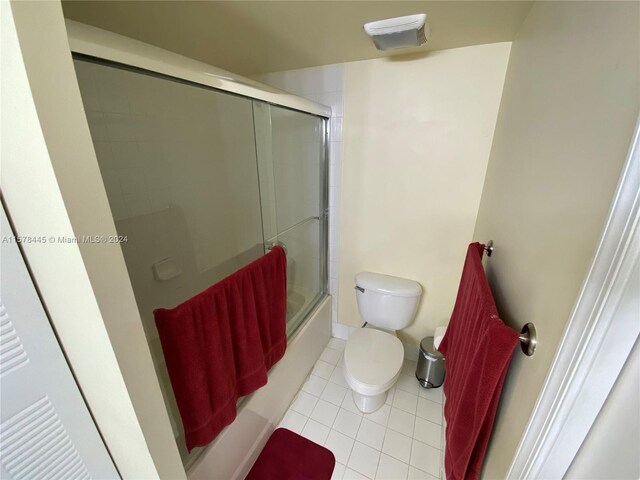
[324,399,356,473]
[344,404,369,477]
[409,436,415,472]
[299,413,310,437]
[373,448,383,480]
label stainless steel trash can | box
[415,336,445,388]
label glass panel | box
[254,102,327,335]
[73,58,264,466]
[277,218,323,336]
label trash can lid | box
[420,336,443,359]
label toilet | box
[343,272,422,413]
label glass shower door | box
[253,102,328,336]
[74,55,329,466]
[73,57,266,466]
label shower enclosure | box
[73,57,328,466]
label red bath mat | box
[245,428,335,480]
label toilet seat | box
[343,328,404,397]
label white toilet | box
[343,272,422,413]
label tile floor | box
[278,337,445,480]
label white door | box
[0,206,119,479]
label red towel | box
[154,246,287,451]
[245,428,335,480]
[438,243,519,480]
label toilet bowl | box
[344,327,404,412]
[343,272,422,413]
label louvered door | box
[0,206,119,479]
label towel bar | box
[264,216,319,244]
[484,240,537,356]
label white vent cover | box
[364,14,430,51]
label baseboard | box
[331,321,354,340]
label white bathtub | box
[187,296,331,479]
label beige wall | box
[338,43,512,344]
[472,2,640,478]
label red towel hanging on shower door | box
[154,246,287,451]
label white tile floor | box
[278,337,445,480]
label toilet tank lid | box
[355,272,422,297]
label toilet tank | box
[355,272,422,330]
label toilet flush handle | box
[355,286,365,293]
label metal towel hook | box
[484,240,494,257]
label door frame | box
[507,114,640,479]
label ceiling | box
[62,1,533,76]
